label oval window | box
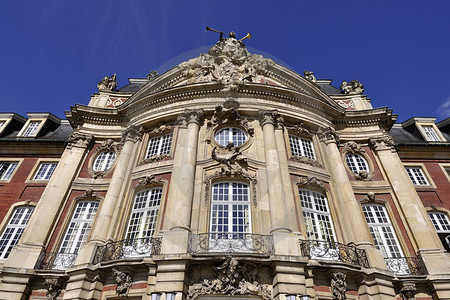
[214,127,247,147]
[93,151,116,172]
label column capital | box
[369,135,395,152]
[177,108,204,127]
[67,132,93,149]
[121,125,144,143]
[258,109,283,127]
[318,126,339,144]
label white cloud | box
[437,96,450,118]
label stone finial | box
[304,71,317,83]
[97,73,118,92]
[44,278,62,300]
[331,272,347,300]
[177,108,204,127]
[121,125,144,143]
[112,268,133,298]
[147,70,159,81]
[318,127,339,144]
[67,132,93,149]
[258,109,283,127]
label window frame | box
[428,212,450,233]
[18,120,43,137]
[144,133,174,160]
[214,127,248,148]
[93,151,116,172]
[345,153,369,174]
[416,122,445,142]
[0,161,19,181]
[26,159,59,183]
[288,134,316,160]
[32,162,58,181]
[403,163,435,188]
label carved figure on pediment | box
[343,141,365,153]
[44,278,62,300]
[212,145,248,171]
[286,122,311,136]
[97,73,118,91]
[150,122,173,135]
[331,272,347,300]
[304,71,317,83]
[137,175,164,187]
[340,80,364,94]
[82,189,99,199]
[112,268,133,298]
[100,139,115,151]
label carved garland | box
[89,139,119,179]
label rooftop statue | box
[97,73,118,92]
[340,79,364,94]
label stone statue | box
[340,80,364,94]
[44,279,62,300]
[147,70,159,81]
[97,73,118,91]
[304,71,317,83]
[211,144,248,170]
[331,272,347,300]
[112,268,133,298]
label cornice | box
[334,107,397,130]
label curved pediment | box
[124,37,340,109]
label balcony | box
[35,251,77,270]
[299,239,370,268]
[92,237,162,264]
[384,257,428,276]
[188,233,274,256]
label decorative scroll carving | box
[331,272,347,300]
[291,155,322,167]
[137,175,165,187]
[212,145,248,171]
[297,176,326,191]
[97,73,118,92]
[304,71,317,83]
[112,268,133,298]
[204,168,257,206]
[187,257,271,300]
[343,141,365,153]
[122,125,144,143]
[317,127,339,144]
[147,70,159,81]
[67,132,93,149]
[340,80,364,94]
[149,122,174,135]
[208,103,254,136]
[178,34,274,92]
[369,136,396,151]
[285,122,311,137]
[258,109,283,128]
[82,189,99,199]
[400,283,417,300]
[177,108,204,127]
[44,278,62,300]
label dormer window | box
[22,121,41,137]
[422,125,440,142]
[0,121,5,130]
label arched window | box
[214,127,247,147]
[93,151,116,172]
[298,189,336,242]
[428,211,450,252]
[289,135,316,159]
[0,206,34,259]
[345,153,369,174]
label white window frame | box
[0,162,18,180]
[422,125,441,142]
[33,162,58,180]
[345,153,369,174]
[289,135,316,159]
[0,206,34,259]
[21,121,41,137]
[429,212,450,232]
[214,127,247,147]
[405,167,429,186]
[145,134,173,159]
[362,204,404,258]
[93,151,116,172]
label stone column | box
[370,136,450,275]
[0,133,92,300]
[318,127,386,268]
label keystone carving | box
[340,80,364,94]
[82,189,99,199]
[330,272,347,300]
[97,73,118,92]
[258,109,283,128]
[122,125,144,143]
[285,122,311,137]
[400,283,417,300]
[112,268,133,298]
[178,34,274,92]
[149,122,174,135]
[44,278,62,300]
[187,257,271,300]
[212,145,248,171]
[369,136,395,151]
[208,103,254,136]
[354,170,374,181]
[177,109,204,127]
[67,132,93,149]
[365,192,378,202]
[343,141,365,153]
[137,175,165,187]
[318,127,339,144]
[298,176,326,191]
[304,71,317,83]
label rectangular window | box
[22,121,41,137]
[422,125,441,142]
[405,167,429,186]
[33,163,57,180]
[429,212,450,232]
[289,135,316,159]
[145,134,173,159]
[0,162,18,180]
[0,206,34,259]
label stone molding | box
[112,268,133,298]
[369,135,396,151]
[318,126,339,144]
[67,132,93,149]
[44,278,63,300]
[177,108,204,127]
[258,109,283,127]
[297,175,326,191]
[330,272,347,300]
[121,125,144,143]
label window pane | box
[405,167,429,185]
[23,121,40,137]
[0,162,18,180]
[214,128,247,147]
[345,154,369,174]
[0,206,34,259]
[423,126,440,141]
[93,151,116,171]
[33,163,58,180]
[146,134,173,159]
[289,135,316,159]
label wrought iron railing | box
[92,237,162,264]
[299,239,370,268]
[384,257,428,275]
[35,251,77,270]
[188,233,274,256]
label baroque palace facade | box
[0,34,449,300]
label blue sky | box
[1,1,449,122]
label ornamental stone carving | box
[137,175,165,187]
[318,127,339,144]
[90,139,119,179]
[44,278,62,300]
[97,73,118,92]
[82,189,100,200]
[369,136,395,151]
[343,141,365,153]
[330,272,347,300]
[112,268,133,298]
[304,71,317,83]
[187,257,271,300]
[208,103,254,136]
[258,109,283,128]
[212,145,248,171]
[285,122,312,137]
[400,283,417,300]
[122,125,144,143]
[354,170,374,181]
[297,176,326,191]
[340,80,364,94]
[365,192,378,202]
[291,155,322,168]
[177,108,204,127]
[149,122,174,135]
[178,34,274,92]
[147,70,159,81]
[67,132,93,149]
